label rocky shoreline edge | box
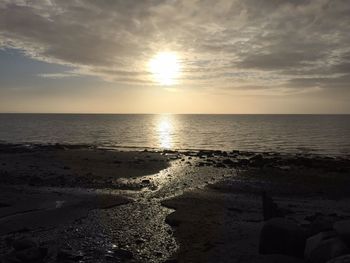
[0,143,350,262]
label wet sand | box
[0,144,350,262]
[0,144,169,189]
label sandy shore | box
[0,143,350,262]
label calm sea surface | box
[0,114,349,156]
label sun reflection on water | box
[157,115,173,149]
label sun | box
[149,52,181,86]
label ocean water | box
[0,114,349,156]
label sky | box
[0,0,349,114]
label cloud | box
[37,72,79,79]
[0,0,350,93]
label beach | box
[2,0,350,261]
[0,143,350,262]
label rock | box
[215,163,226,168]
[238,159,249,166]
[305,231,349,263]
[250,154,267,167]
[305,212,323,222]
[334,220,350,245]
[165,213,181,227]
[141,179,151,185]
[305,231,337,258]
[293,157,314,167]
[196,151,204,157]
[262,192,284,220]
[259,218,307,258]
[327,255,350,263]
[309,215,338,235]
[53,143,66,149]
[222,159,234,165]
[12,238,37,251]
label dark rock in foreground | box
[262,192,285,220]
[334,220,350,246]
[327,255,350,263]
[305,231,349,263]
[259,218,307,258]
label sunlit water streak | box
[0,114,349,156]
[157,115,173,149]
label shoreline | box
[0,143,350,262]
[1,142,349,158]
[1,142,349,194]
[2,140,350,160]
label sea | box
[0,114,349,156]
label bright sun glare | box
[149,52,181,86]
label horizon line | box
[0,112,349,115]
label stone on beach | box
[327,255,350,263]
[222,159,234,165]
[309,214,339,235]
[141,179,151,185]
[262,192,284,220]
[305,231,349,263]
[165,212,181,227]
[305,231,336,258]
[250,154,266,167]
[238,158,250,166]
[334,220,350,246]
[259,218,307,258]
